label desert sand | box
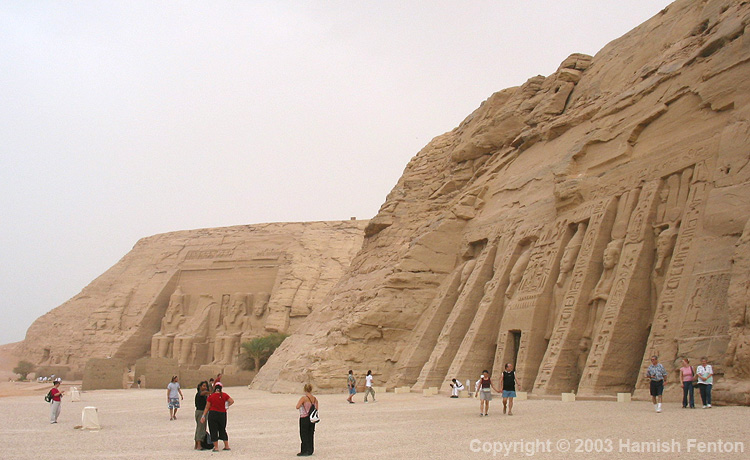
[2,385,747,460]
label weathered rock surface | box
[17,221,367,374]
[14,0,750,404]
[251,0,750,404]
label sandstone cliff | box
[17,220,367,374]
[252,0,750,404]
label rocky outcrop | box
[17,221,367,374]
[252,0,750,404]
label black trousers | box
[299,416,315,454]
[208,411,228,442]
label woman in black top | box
[194,381,210,449]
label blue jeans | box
[682,381,694,408]
[698,383,712,406]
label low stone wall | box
[82,358,127,390]
[179,368,256,389]
[134,357,179,389]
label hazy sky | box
[1,1,673,345]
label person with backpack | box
[200,382,233,452]
[48,378,65,424]
[295,383,319,457]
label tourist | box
[502,363,521,415]
[215,373,222,386]
[474,370,500,416]
[645,355,667,412]
[696,357,713,408]
[295,383,319,456]
[346,370,356,404]
[208,377,215,392]
[200,382,234,452]
[364,370,375,403]
[194,380,210,450]
[167,375,183,420]
[679,358,695,409]
[49,378,64,424]
[450,378,464,398]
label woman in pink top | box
[679,358,695,409]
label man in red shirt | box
[49,378,65,424]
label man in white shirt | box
[696,357,714,408]
[167,375,184,420]
[364,370,375,403]
[450,378,464,398]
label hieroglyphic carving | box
[534,197,617,393]
[492,221,570,386]
[585,240,622,340]
[579,180,661,394]
[726,218,750,381]
[547,222,587,340]
[635,179,710,393]
[589,147,711,199]
[505,247,532,300]
[185,249,235,260]
[413,243,497,390]
[681,273,731,335]
[440,235,516,390]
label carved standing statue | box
[213,294,248,365]
[505,246,532,300]
[575,336,591,386]
[459,258,478,292]
[547,222,586,340]
[151,287,186,358]
[651,224,678,311]
[585,240,622,340]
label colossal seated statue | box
[172,295,216,365]
[150,287,186,359]
[213,294,249,365]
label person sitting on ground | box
[450,378,464,398]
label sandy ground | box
[1,385,747,460]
